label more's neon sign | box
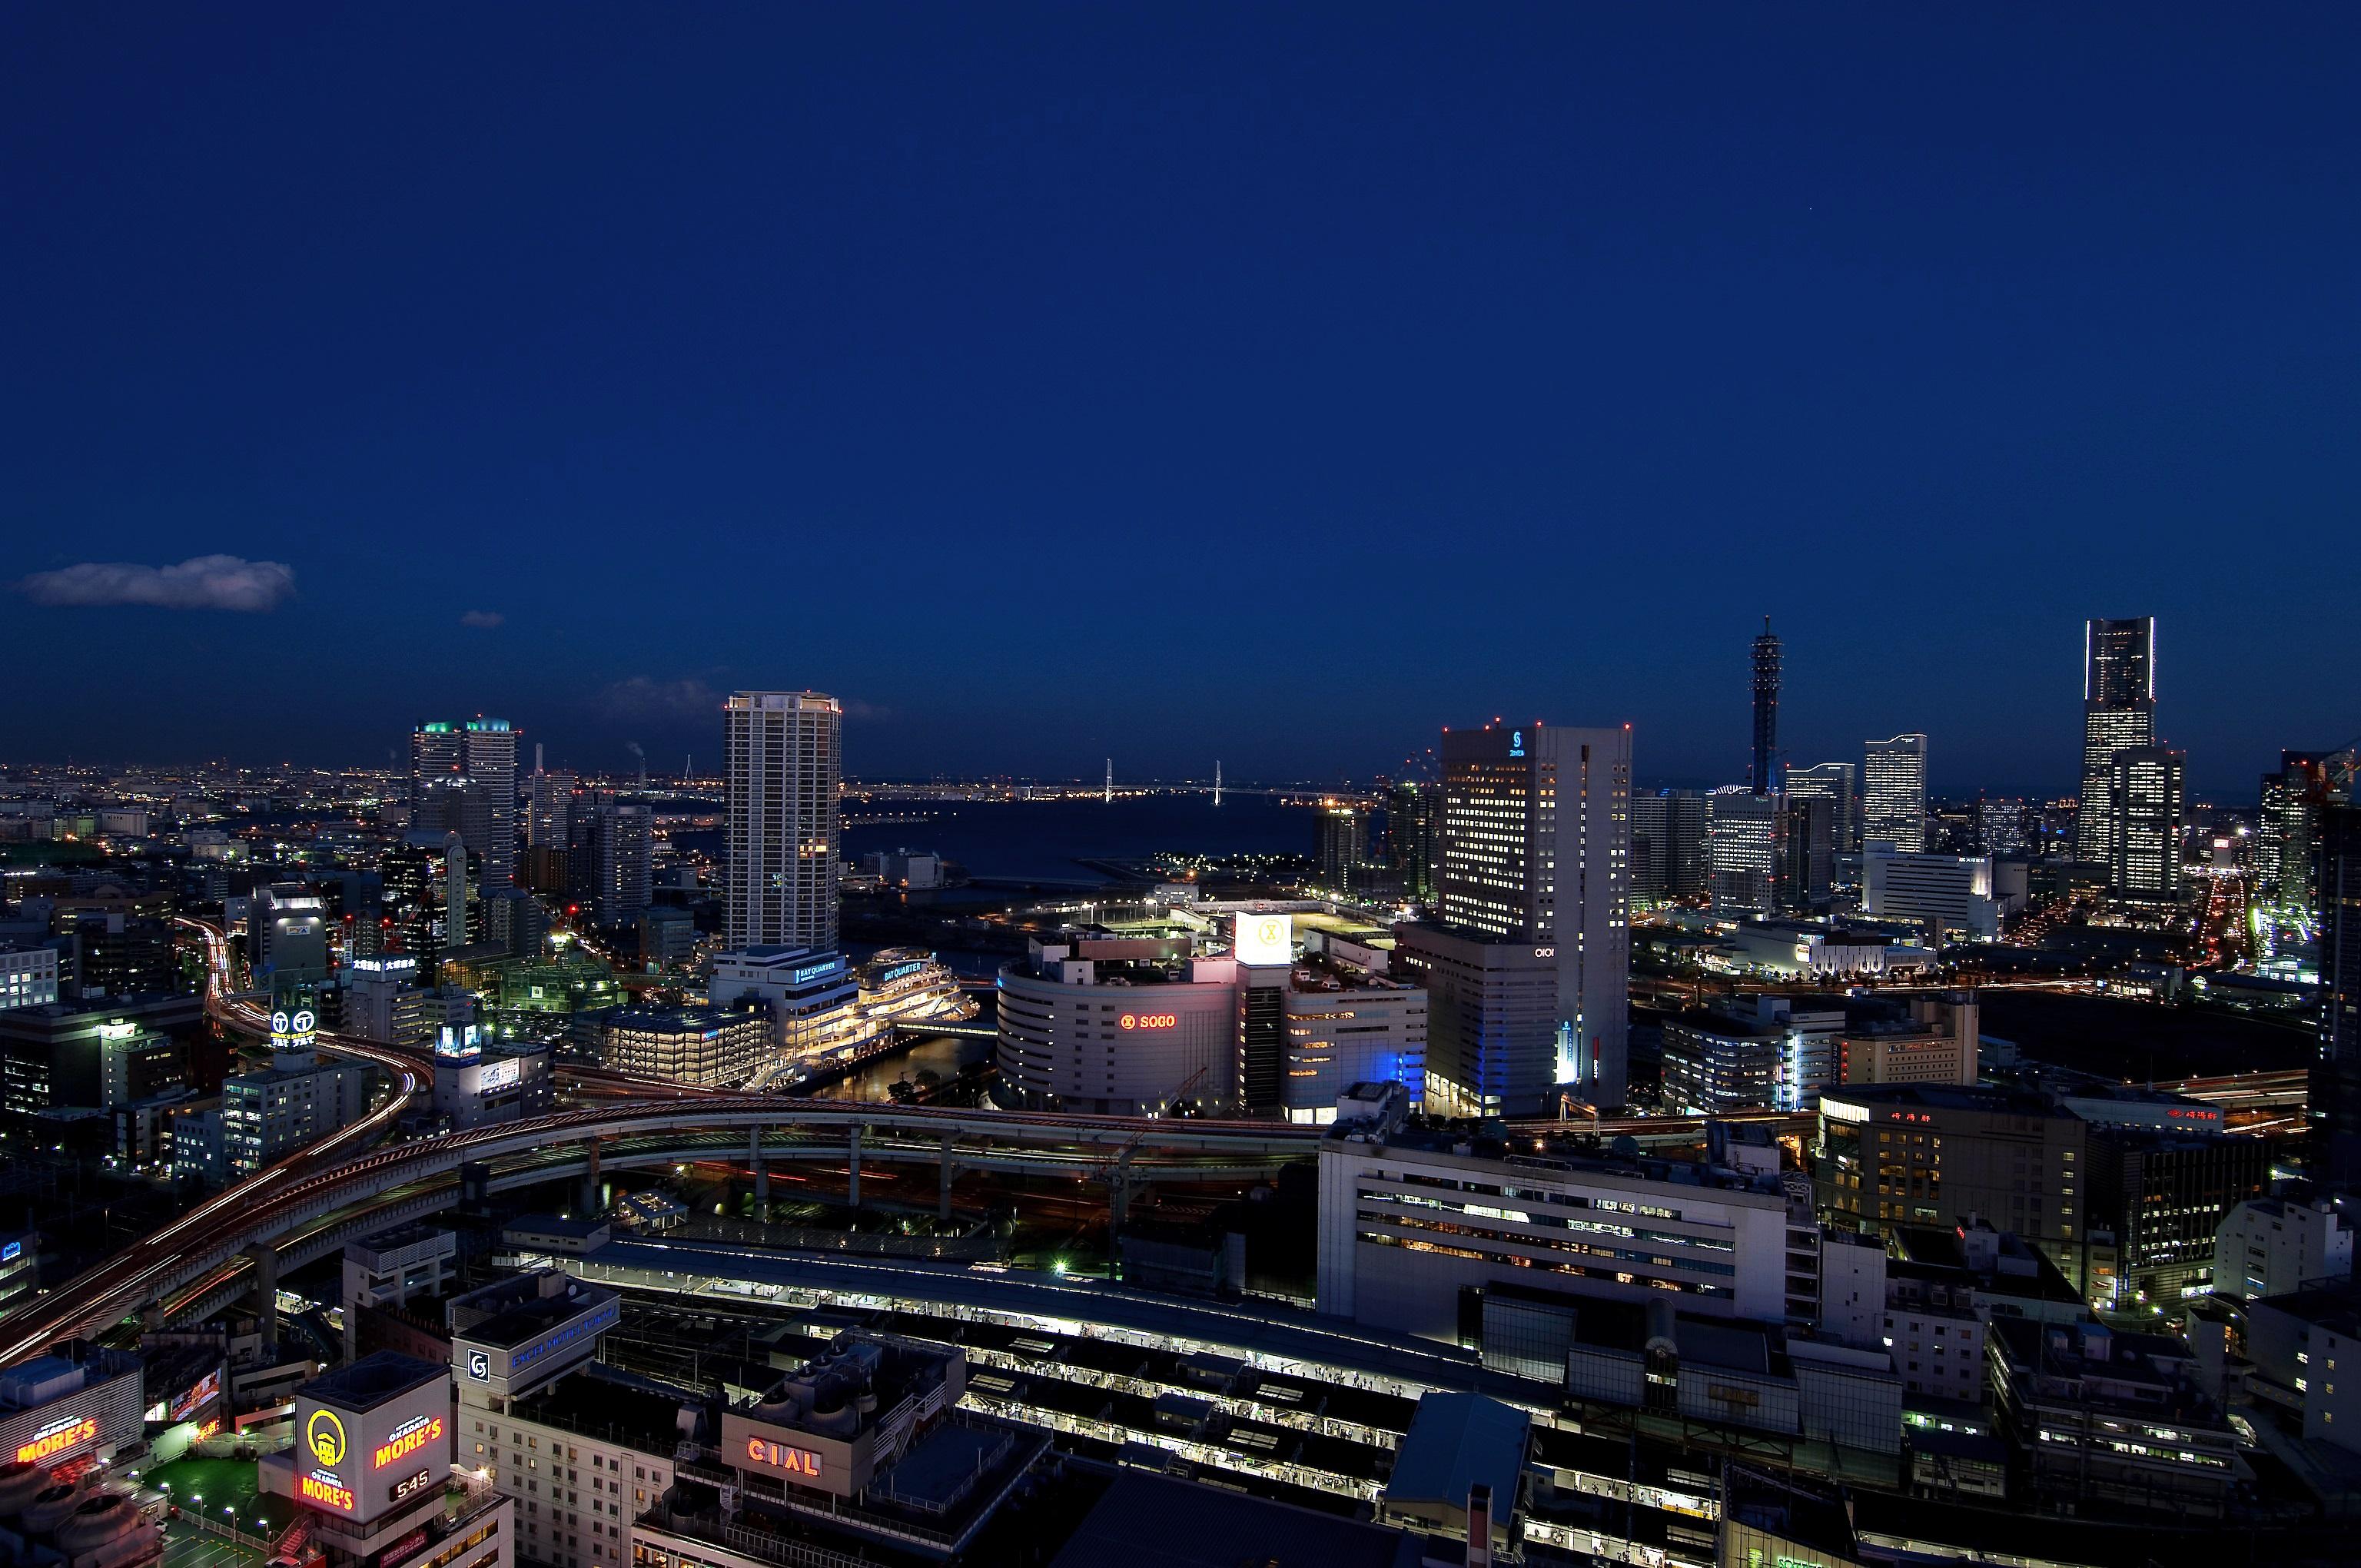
[16,1416,95,1463]
[372,1414,443,1470]
[301,1473,356,1513]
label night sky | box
[6,9,2357,796]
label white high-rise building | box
[2109,744,2185,902]
[2077,616,2157,866]
[411,718,520,892]
[1433,720,1632,1108]
[724,691,842,952]
[1706,786,1782,914]
[1863,843,2000,941]
[1785,762,1858,853]
[1862,734,1928,853]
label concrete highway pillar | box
[1109,1147,1138,1233]
[847,1125,862,1210]
[938,1135,957,1222]
[580,1135,603,1217]
[245,1241,279,1352]
[750,1127,769,1221]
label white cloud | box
[459,610,504,629]
[16,554,296,612]
[597,676,723,723]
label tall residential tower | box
[724,691,842,952]
[2077,616,2157,866]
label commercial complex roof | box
[1382,1390,1529,1514]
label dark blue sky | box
[6,8,2356,796]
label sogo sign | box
[1118,1013,1177,1031]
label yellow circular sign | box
[1257,920,1283,946]
[307,1409,347,1469]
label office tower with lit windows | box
[1431,720,1632,1108]
[1630,789,1708,905]
[1752,617,1782,794]
[1977,796,2029,856]
[526,765,576,849]
[724,691,842,952]
[1386,780,1440,904]
[1316,803,1370,892]
[1781,795,1835,910]
[1706,787,1782,915]
[410,717,519,892]
[2257,750,2340,972]
[1785,762,1858,854]
[1862,734,1929,853]
[2076,616,2157,866]
[2317,795,2361,1188]
[593,797,653,927]
[2107,745,2184,902]
[381,829,478,973]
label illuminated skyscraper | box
[1752,617,1782,795]
[410,717,519,892]
[2077,616,2157,865]
[2316,795,2361,1187]
[725,691,842,952]
[2107,745,2184,902]
[1862,733,1929,853]
[1434,719,1632,1106]
[1386,780,1440,904]
[1785,762,1858,853]
[1315,803,1370,892]
[2257,750,2338,970]
[1705,786,1781,914]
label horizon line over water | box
[834,792,1320,885]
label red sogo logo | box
[1119,1013,1178,1031]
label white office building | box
[1862,735,1928,853]
[1864,843,2000,941]
[1786,762,1860,853]
[448,1271,674,1568]
[2213,1198,2355,1301]
[1706,786,1782,915]
[1317,1125,1792,1341]
[220,1048,373,1177]
[0,947,59,1012]
[1434,720,1632,1107]
[2109,745,2186,903]
[724,691,841,952]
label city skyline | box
[7,12,2360,791]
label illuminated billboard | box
[475,1058,520,1093]
[170,1368,223,1423]
[1233,913,1293,966]
[16,1415,96,1465]
[292,1358,451,1527]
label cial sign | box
[744,1436,824,1478]
[467,1350,490,1381]
[1119,1013,1177,1031]
[1232,912,1293,966]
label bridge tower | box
[1214,760,1221,806]
[1104,759,1112,803]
